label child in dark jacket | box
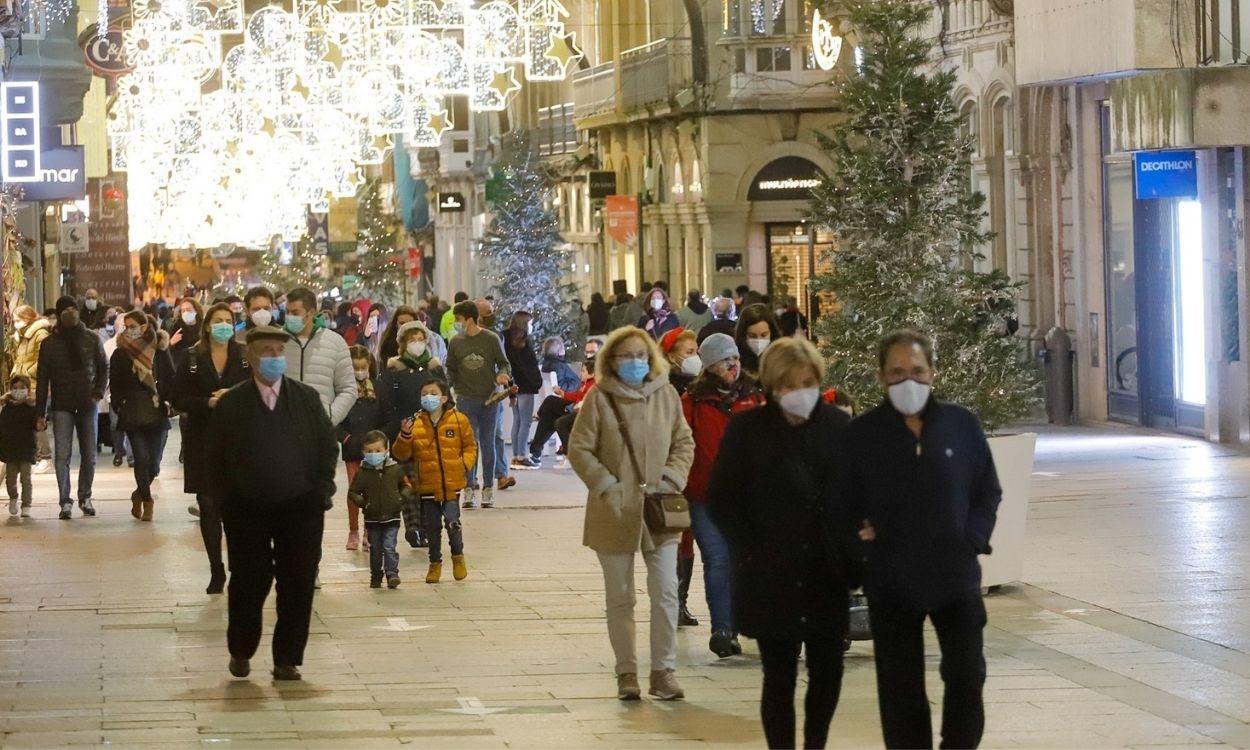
[0,375,37,516]
[338,345,391,552]
[347,431,410,589]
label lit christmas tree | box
[352,177,404,305]
[478,132,581,350]
[809,0,1036,430]
[252,238,323,293]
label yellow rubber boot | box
[425,562,442,584]
[452,554,468,581]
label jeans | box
[457,396,499,486]
[421,498,463,563]
[108,411,130,457]
[366,521,400,577]
[126,427,166,499]
[690,502,734,633]
[5,461,31,506]
[869,591,988,749]
[757,637,845,750]
[493,405,509,478]
[511,393,535,459]
[596,540,679,674]
[51,404,98,506]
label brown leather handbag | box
[604,393,691,535]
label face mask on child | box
[11,388,28,402]
[363,452,386,468]
[421,394,443,413]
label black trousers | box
[757,637,845,750]
[554,412,576,452]
[197,493,225,572]
[528,396,570,456]
[222,501,324,667]
[868,591,987,750]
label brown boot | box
[130,490,143,520]
[141,499,154,522]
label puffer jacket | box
[347,459,409,523]
[568,372,694,554]
[35,323,108,414]
[11,318,51,380]
[285,327,358,425]
[391,406,477,502]
[378,354,447,440]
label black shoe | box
[678,606,699,628]
[79,500,96,517]
[730,635,743,656]
[370,576,383,588]
[405,528,420,548]
[179,446,185,464]
[387,575,401,589]
[272,665,301,681]
[228,657,250,678]
[710,630,736,659]
[113,453,123,467]
[58,505,72,520]
[207,566,227,595]
[414,535,428,548]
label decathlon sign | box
[1134,150,1198,200]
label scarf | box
[120,330,161,407]
[401,349,433,370]
[358,376,376,401]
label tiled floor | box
[1,424,1249,747]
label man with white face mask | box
[842,330,1002,750]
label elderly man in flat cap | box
[206,326,338,682]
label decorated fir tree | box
[253,238,323,293]
[352,177,404,305]
[809,0,1036,431]
[478,132,581,350]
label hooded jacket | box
[284,326,358,425]
[568,372,694,554]
[391,406,477,502]
[11,318,51,380]
[378,354,447,440]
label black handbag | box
[604,393,691,535]
[119,391,163,431]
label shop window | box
[767,223,834,323]
[756,47,791,72]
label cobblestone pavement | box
[1,424,1249,748]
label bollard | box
[1041,326,1074,426]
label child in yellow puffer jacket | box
[391,379,477,583]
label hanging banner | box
[407,247,422,279]
[60,222,90,254]
[73,174,132,306]
[604,195,638,247]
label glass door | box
[765,223,835,323]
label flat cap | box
[245,326,291,345]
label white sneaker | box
[19,506,30,518]
[7,498,17,515]
[32,460,51,475]
[481,488,495,509]
[554,455,568,469]
[461,488,478,510]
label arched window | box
[671,158,685,202]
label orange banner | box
[604,194,638,247]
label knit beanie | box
[699,333,738,368]
[55,295,78,315]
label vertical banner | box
[307,210,330,254]
[74,174,132,306]
[604,194,639,247]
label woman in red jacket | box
[680,332,765,658]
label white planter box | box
[980,432,1037,589]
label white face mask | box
[406,340,427,358]
[778,387,820,419]
[84,299,99,311]
[887,379,932,416]
[251,309,273,327]
[181,311,197,325]
[354,369,369,382]
[747,338,770,356]
[650,297,664,311]
[680,356,702,377]
[11,388,28,402]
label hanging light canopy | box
[107,0,582,250]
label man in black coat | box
[843,330,1002,750]
[207,327,338,681]
[35,296,108,519]
[696,296,738,344]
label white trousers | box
[596,540,679,675]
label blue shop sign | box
[20,146,86,201]
[1134,150,1197,200]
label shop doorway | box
[765,223,834,323]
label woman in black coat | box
[587,292,610,336]
[171,303,250,594]
[504,311,543,470]
[707,337,855,750]
[111,310,177,523]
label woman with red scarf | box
[110,310,176,521]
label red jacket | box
[564,376,596,404]
[681,377,765,504]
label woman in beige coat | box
[569,326,694,703]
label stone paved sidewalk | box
[0,425,1249,747]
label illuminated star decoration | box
[543,33,580,71]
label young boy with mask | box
[392,379,476,584]
[347,430,409,589]
[0,375,38,516]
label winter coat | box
[378,355,447,440]
[168,320,201,369]
[80,304,107,331]
[391,407,477,502]
[696,317,737,345]
[285,327,358,425]
[842,400,1001,611]
[0,397,38,463]
[35,323,108,415]
[505,336,543,395]
[171,341,251,494]
[608,303,633,332]
[348,460,408,523]
[337,379,387,462]
[707,401,856,641]
[587,301,610,335]
[676,303,712,333]
[669,370,694,397]
[541,355,581,394]
[109,346,176,432]
[11,318,51,380]
[637,311,681,341]
[680,375,766,504]
[568,373,694,554]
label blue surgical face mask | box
[210,322,234,343]
[284,315,306,335]
[258,356,286,382]
[421,394,443,413]
[363,451,387,468]
[453,321,466,336]
[617,359,650,387]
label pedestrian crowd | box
[3,280,1001,749]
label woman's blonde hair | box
[596,326,670,384]
[758,337,825,395]
[664,330,697,363]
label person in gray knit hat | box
[698,332,740,372]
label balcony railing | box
[534,102,578,156]
[1199,0,1250,63]
[619,38,693,112]
[572,61,616,120]
[923,0,1011,44]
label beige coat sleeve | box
[568,389,619,495]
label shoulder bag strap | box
[603,392,646,489]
